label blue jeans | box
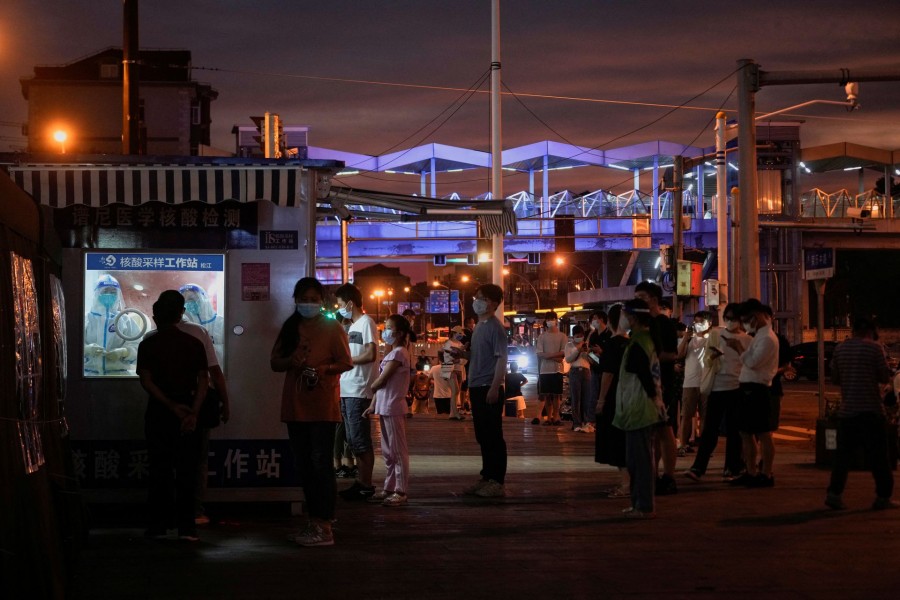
[340,397,373,455]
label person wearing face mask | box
[455,284,509,498]
[441,326,467,421]
[333,283,379,502]
[587,311,611,425]
[178,283,225,366]
[676,311,713,455]
[271,277,352,547]
[535,311,569,426]
[565,325,594,433]
[363,315,416,506]
[683,304,750,482]
[595,304,631,498]
[84,274,142,376]
[723,298,780,488]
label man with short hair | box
[457,284,509,498]
[588,311,611,429]
[565,325,593,433]
[726,298,779,488]
[677,310,712,454]
[826,316,896,510]
[535,312,568,426]
[634,281,679,495]
[334,283,379,501]
[138,290,209,541]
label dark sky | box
[2,0,899,196]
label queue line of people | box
[134,277,897,548]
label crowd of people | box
[134,277,898,547]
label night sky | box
[2,0,899,197]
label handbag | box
[197,386,222,429]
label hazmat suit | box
[84,274,142,375]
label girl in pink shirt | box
[364,315,414,506]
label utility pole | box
[122,0,140,154]
[672,155,684,320]
[490,0,504,315]
[715,112,729,320]
[735,60,900,300]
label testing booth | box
[4,155,342,505]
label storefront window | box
[83,252,226,377]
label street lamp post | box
[554,256,596,290]
[504,268,541,310]
[373,289,385,324]
[432,280,453,329]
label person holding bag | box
[272,278,352,547]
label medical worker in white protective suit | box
[84,274,142,375]
[179,283,224,365]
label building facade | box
[20,47,218,156]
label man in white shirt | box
[535,312,569,426]
[725,298,780,488]
[676,311,712,454]
[334,284,379,501]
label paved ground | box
[71,384,900,599]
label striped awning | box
[7,164,307,208]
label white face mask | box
[592,319,603,331]
[618,315,631,334]
[472,298,490,316]
[693,322,710,333]
[573,337,584,344]
[382,329,396,345]
[744,320,757,334]
[296,302,322,318]
[546,320,558,329]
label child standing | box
[364,315,415,507]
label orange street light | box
[52,130,68,154]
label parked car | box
[787,341,837,381]
[507,345,532,373]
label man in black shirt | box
[138,290,209,541]
[635,281,679,495]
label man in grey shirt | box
[453,284,508,498]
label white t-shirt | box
[536,330,568,374]
[176,321,218,368]
[682,335,708,388]
[712,328,752,392]
[340,314,378,399]
[430,366,452,398]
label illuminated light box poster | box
[241,263,270,301]
[83,252,226,377]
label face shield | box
[179,283,216,324]
[92,274,125,314]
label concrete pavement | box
[70,385,900,599]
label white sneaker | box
[474,479,506,498]
[573,426,584,432]
[382,492,408,507]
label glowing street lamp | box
[554,255,595,290]
[373,289,385,323]
[52,130,68,154]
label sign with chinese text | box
[259,230,299,250]
[803,248,834,280]
[241,263,270,301]
[428,289,460,314]
[54,201,257,233]
[86,253,224,271]
[70,440,298,488]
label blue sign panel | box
[85,252,225,271]
[803,248,834,280]
[428,290,460,314]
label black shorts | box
[737,383,778,433]
[538,373,564,396]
